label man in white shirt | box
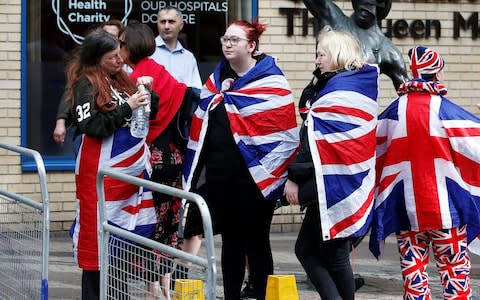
[150,6,203,285]
[151,6,202,90]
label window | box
[22,0,256,171]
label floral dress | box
[149,123,185,253]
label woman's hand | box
[284,179,299,205]
[136,76,153,91]
[53,118,67,146]
[127,90,150,111]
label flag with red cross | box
[369,90,480,257]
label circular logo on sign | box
[51,0,133,44]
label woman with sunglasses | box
[182,20,299,299]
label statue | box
[304,0,408,89]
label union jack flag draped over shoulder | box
[183,55,299,201]
[306,65,379,240]
[369,83,480,258]
[72,128,156,270]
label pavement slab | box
[48,231,480,299]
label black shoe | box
[354,273,365,291]
[240,280,256,299]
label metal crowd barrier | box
[0,142,50,300]
[97,167,216,300]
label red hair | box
[65,55,134,112]
[229,20,266,51]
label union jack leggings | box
[396,226,471,300]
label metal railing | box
[97,167,216,300]
[0,142,50,300]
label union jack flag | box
[370,89,480,258]
[183,55,299,201]
[305,65,378,240]
[72,127,156,269]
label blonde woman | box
[284,29,378,299]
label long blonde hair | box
[317,27,365,71]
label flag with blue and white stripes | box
[183,55,299,201]
[305,65,379,241]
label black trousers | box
[221,201,275,300]
[295,204,355,300]
[82,270,100,300]
[82,250,135,300]
[82,269,129,300]
[207,180,276,300]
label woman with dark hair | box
[119,22,193,147]
[182,20,299,299]
[118,22,199,296]
[53,20,125,147]
[66,28,158,299]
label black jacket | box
[72,76,159,138]
[287,69,345,208]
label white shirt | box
[150,36,202,90]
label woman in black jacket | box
[65,28,156,299]
[284,28,379,299]
[182,20,299,299]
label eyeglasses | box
[219,36,249,46]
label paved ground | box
[48,231,480,299]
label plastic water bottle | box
[130,84,150,138]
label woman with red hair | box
[66,28,156,299]
[183,20,299,299]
